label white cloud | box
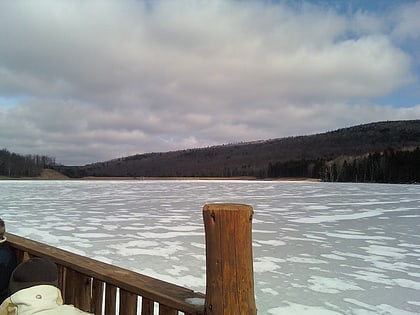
[391,1,420,40]
[0,0,418,165]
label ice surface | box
[268,302,343,315]
[1,180,419,314]
[307,275,364,293]
[289,210,384,223]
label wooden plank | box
[63,268,92,312]
[7,233,205,315]
[158,304,177,315]
[104,284,117,315]
[57,265,67,299]
[71,271,92,312]
[141,297,154,315]
[119,288,137,315]
[91,279,104,315]
[64,268,78,305]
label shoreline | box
[0,169,320,182]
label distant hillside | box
[55,120,420,182]
[0,149,55,178]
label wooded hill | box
[0,149,55,178]
[55,120,420,183]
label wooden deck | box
[6,203,257,315]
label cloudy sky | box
[1,0,419,165]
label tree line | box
[57,146,419,184]
[2,145,419,183]
[0,148,56,177]
[54,121,420,182]
[267,147,420,183]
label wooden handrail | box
[7,233,205,315]
[6,203,256,315]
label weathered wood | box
[72,270,92,312]
[64,268,78,306]
[57,265,66,299]
[7,233,205,315]
[63,268,91,310]
[158,304,177,315]
[120,288,137,315]
[203,204,257,315]
[104,284,117,315]
[141,297,154,315]
[91,278,104,315]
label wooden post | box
[203,203,257,315]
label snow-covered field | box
[1,180,419,315]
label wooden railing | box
[6,204,257,315]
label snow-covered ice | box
[0,180,419,315]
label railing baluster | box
[72,271,92,312]
[119,288,137,315]
[64,268,78,305]
[57,265,67,299]
[141,297,154,315]
[92,279,104,315]
[104,284,117,315]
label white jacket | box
[0,285,92,315]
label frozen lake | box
[1,180,419,314]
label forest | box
[54,120,420,184]
[2,120,420,183]
[267,147,420,183]
[0,148,55,177]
